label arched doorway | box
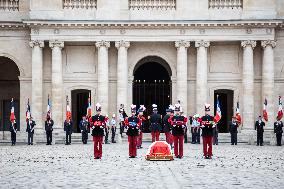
[71,89,90,133]
[133,56,172,116]
[214,89,234,133]
[0,57,20,132]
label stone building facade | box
[0,0,284,139]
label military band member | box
[255,116,265,146]
[200,104,215,159]
[10,119,17,146]
[137,105,146,149]
[191,114,201,144]
[90,103,107,159]
[229,116,239,145]
[150,104,162,142]
[79,115,89,144]
[168,104,187,159]
[110,114,117,143]
[45,115,54,145]
[119,104,128,137]
[163,105,174,147]
[125,105,140,158]
[274,117,283,146]
[64,118,73,145]
[104,115,110,144]
[26,117,36,145]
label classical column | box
[241,40,256,130]
[29,40,44,130]
[95,41,110,114]
[115,41,130,113]
[175,40,190,115]
[49,40,64,129]
[261,40,276,129]
[195,40,210,115]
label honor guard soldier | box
[255,116,265,146]
[10,118,17,146]
[64,117,73,145]
[119,104,128,137]
[163,105,174,147]
[45,115,54,145]
[80,115,89,144]
[168,104,187,159]
[274,117,283,146]
[200,104,215,159]
[26,117,36,145]
[150,104,162,142]
[90,103,107,159]
[191,114,201,144]
[137,105,146,149]
[180,108,188,143]
[125,105,140,158]
[229,116,239,145]
[110,114,117,143]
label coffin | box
[145,141,174,161]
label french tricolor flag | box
[66,95,71,120]
[235,101,242,124]
[47,95,51,119]
[10,98,16,122]
[263,98,268,122]
[277,96,283,120]
[26,98,31,121]
[214,96,222,123]
[87,93,92,117]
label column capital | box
[95,40,110,48]
[115,41,130,49]
[29,40,44,48]
[261,40,276,49]
[195,40,210,48]
[49,40,64,49]
[175,40,190,49]
[241,40,256,49]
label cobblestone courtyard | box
[1,142,284,189]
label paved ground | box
[1,141,284,189]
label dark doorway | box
[214,89,234,133]
[0,57,20,131]
[133,56,172,132]
[71,89,90,133]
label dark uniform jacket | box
[79,120,89,132]
[150,113,162,132]
[10,122,17,133]
[125,116,140,136]
[274,121,283,134]
[229,121,238,133]
[26,120,36,134]
[45,120,54,132]
[255,120,265,132]
[201,115,214,137]
[90,114,106,136]
[169,115,187,136]
[138,115,146,131]
[64,120,73,134]
[163,114,171,132]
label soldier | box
[45,115,54,145]
[79,115,89,144]
[180,109,188,143]
[119,104,128,137]
[229,116,239,145]
[200,104,215,159]
[149,104,162,142]
[26,117,36,145]
[64,118,73,145]
[163,105,174,147]
[168,104,187,159]
[10,118,17,146]
[213,122,219,145]
[110,114,117,143]
[125,104,140,158]
[90,103,107,159]
[137,105,146,149]
[104,115,110,144]
[191,114,201,144]
[274,117,283,146]
[255,116,265,146]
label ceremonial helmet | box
[205,103,210,112]
[168,105,175,113]
[174,103,181,112]
[96,103,102,112]
[131,104,136,113]
[138,105,146,113]
[152,104,158,112]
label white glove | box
[92,126,95,129]
[81,130,83,133]
[100,126,103,129]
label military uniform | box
[119,105,128,137]
[163,106,174,147]
[26,119,36,145]
[137,105,146,149]
[213,124,219,145]
[229,119,238,145]
[10,121,17,146]
[110,116,116,143]
[45,119,54,145]
[274,120,283,146]
[150,104,162,142]
[64,120,73,145]
[80,118,89,144]
[255,118,265,146]
[104,116,110,144]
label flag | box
[87,93,92,117]
[263,98,268,122]
[10,98,15,122]
[66,95,71,120]
[277,96,283,120]
[47,95,51,119]
[214,96,222,123]
[235,101,242,124]
[26,98,31,121]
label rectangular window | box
[0,0,19,11]
[129,0,176,10]
[63,0,97,9]
[209,0,243,9]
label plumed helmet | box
[152,104,158,112]
[131,104,136,113]
[174,103,181,111]
[96,103,102,112]
[138,105,146,113]
[205,103,210,112]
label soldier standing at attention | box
[110,114,117,143]
[80,115,89,144]
[149,104,162,142]
[10,118,17,146]
[255,116,265,146]
[274,117,283,146]
[64,117,73,145]
[229,116,239,145]
[137,105,146,149]
[26,117,36,145]
[163,105,174,147]
[45,115,54,145]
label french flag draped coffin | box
[277,96,283,120]
[263,98,268,122]
[145,141,173,161]
[10,98,15,122]
[214,96,222,123]
[235,101,242,124]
